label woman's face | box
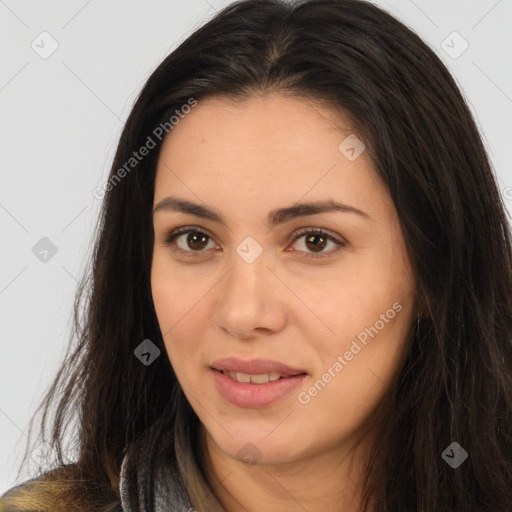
[151,92,416,467]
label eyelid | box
[164,225,217,244]
[288,227,346,258]
[292,227,346,245]
[163,225,346,258]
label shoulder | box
[1,465,124,512]
[1,477,38,498]
[0,466,80,511]
[0,475,44,512]
[1,471,50,497]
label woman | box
[2,0,511,511]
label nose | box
[212,246,287,340]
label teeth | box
[251,373,272,384]
[235,372,251,383]
[223,370,284,384]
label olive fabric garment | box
[1,430,194,512]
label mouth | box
[210,357,308,408]
[214,368,306,384]
[211,356,307,378]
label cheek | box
[314,297,410,387]
[299,262,413,400]
[151,252,202,333]
[286,265,406,355]
[299,305,412,440]
[283,240,404,332]
[150,258,211,374]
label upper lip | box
[211,357,307,376]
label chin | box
[209,427,305,466]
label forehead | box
[162,92,355,151]
[153,93,390,221]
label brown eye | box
[304,233,328,252]
[185,231,209,251]
[164,228,217,255]
[290,228,346,258]
[164,226,346,260]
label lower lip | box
[211,369,307,408]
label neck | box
[199,426,377,512]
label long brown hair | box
[2,0,512,510]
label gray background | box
[1,0,511,494]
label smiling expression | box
[150,92,417,466]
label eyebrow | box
[153,196,370,227]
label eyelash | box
[163,226,346,259]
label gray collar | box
[119,435,194,512]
